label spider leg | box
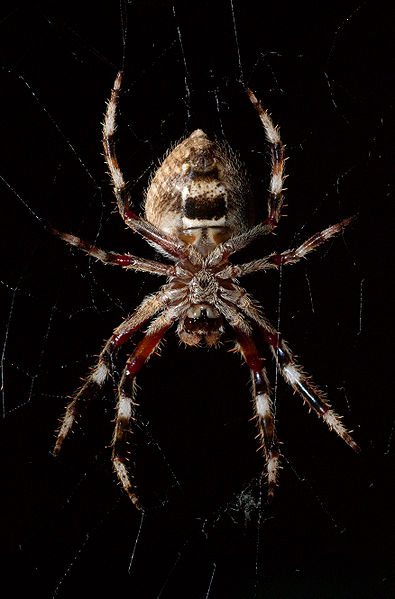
[53,291,168,456]
[50,228,174,276]
[102,72,201,265]
[228,216,355,277]
[246,88,286,231]
[235,328,280,498]
[102,72,131,217]
[206,89,286,266]
[220,285,360,451]
[112,310,179,507]
[264,335,360,452]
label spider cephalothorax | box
[52,72,359,509]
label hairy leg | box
[102,71,131,216]
[53,291,168,456]
[209,214,354,272]
[51,228,175,276]
[228,216,355,276]
[246,88,286,230]
[112,308,183,507]
[264,334,360,451]
[102,72,201,264]
[206,89,286,266]
[221,286,360,451]
[235,328,280,498]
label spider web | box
[1,1,393,597]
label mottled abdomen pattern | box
[145,129,252,255]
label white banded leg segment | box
[112,385,141,507]
[91,362,111,385]
[234,327,281,498]
[246,88,286,227]
[102,71,130,213]
[102,76,203,264]
[50,228,175,276]
[322,410,360,452]
[272,345,360,452]
[53,292,166,458]
[255,387,280,496]
[112,315,172,508]
[228,217,356,278]
[264,216,356,268]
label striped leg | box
[268,216,355,266]
[112,314,173,507]
[53,292,166,456]
[53,337,115,456]
[227,216,355,276]
[208,102,284,259]
[50,228,174,276]
[236,329,280,498]
[102,71,131,217]
[263,333,360,452]
[102,72,200,264]
[222,285,360,451]
[247,88,285,229]
[211,90,337,264]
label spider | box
[52,72,359,508]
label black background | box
[1,1,393,598]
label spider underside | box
[53,73,359,509]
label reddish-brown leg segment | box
[246,88,286,231]
[112,315,173,507]
[53,292,167,456]
[220,284,360,452]
[230,216,355,276]
[102,72,201,265]
[50,228,175,276]
[102,71,136,219]
[262,331,360,452]
[235,328,280,498]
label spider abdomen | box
[145,129,252,256]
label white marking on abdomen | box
[182,216,226,229]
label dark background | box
[1,1,393,597]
